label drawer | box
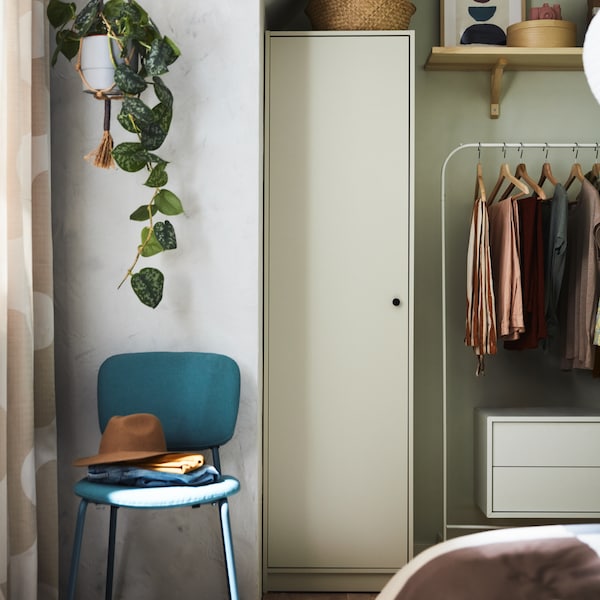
[493,421,600,466]
[493,467,600,514]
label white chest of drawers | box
[476,408,600,518]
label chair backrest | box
[97,352,240,451]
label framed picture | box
[441,0,525,46]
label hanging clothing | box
[542,184,568,347]
[505,196,547,350]
[465,192,497,375]
[594,295,600,345]
[583,171,600,375]
[488,197,524,340]
[561,178,600,370]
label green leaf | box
[140,227,164,257]
[154,220,177,250]
[102,0,126,21]
[52,29,80,65]
[47,0,76,29]
[145,38,177,76]
[130,205,157,221]
[129,0,150,26]
[152,103,172,135]
[114,64,147,95]
[105,1,146,46]
[146,152,163,164]
[117,110,138,133]
[73,0,101,36]
[153,77,173,108]
[163,36,181,64]
[116,0,155,45]
[145,161,168,188]
[141,122,167,151]
[112,142,149,172]
[131,267,164,308]
[120,97,155,128]
[155,189,183,215]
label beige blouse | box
[465,192,497,375]
[488,197,525,341]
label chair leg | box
[218,498,239,600]
[105,506,119,600]
[67,499,89,600]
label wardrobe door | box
[264,31,414,592]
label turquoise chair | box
[67,352,241,600]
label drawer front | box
[493,422,600,466]
[493,467,600,513]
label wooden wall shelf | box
[425,46,583,118]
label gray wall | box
[410,0,600,548]
[51,0,600,597]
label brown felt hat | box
[73,413,171,467]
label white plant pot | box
[79,35,125,95]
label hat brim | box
[73,450,174,467]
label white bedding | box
[377,524,600,600]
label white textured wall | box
[50,1,262,598]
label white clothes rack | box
[440,141,600,540]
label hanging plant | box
[47,0,183,308]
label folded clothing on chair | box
[130,452,205,474]
[86,463,220,487]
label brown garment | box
[562,178,600,370]
[505,196,547,350]
[395,537,600,600]
[488,197,524,340]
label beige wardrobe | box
[263,31,414,592]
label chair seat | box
[74,475,240,509]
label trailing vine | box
[48,0,183,308]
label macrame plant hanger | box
[82,96,116,169]
[74,0,124,169]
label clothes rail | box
[440,141,599,541]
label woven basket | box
[305,0,416,31]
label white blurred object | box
[583,11,600,104]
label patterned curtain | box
[0,0,58,599]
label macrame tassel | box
[84,97,115,169]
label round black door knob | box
[392,298,400,306]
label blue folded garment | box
[87,464,221,487]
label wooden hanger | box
[538,161,558,187]
[564,162,585,190]
[501,162,546,200]
[565,144,586,190]
[488,162,530,204]
[474,162,486,203]
[591,144,600,182]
